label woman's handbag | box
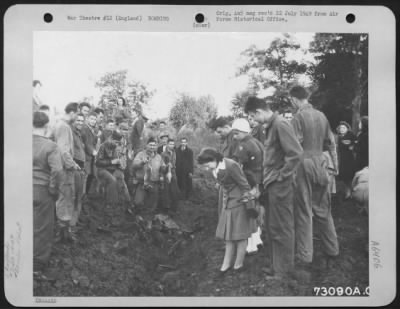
[239,193,259,219]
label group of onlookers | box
[198,86,368,279]
[33,97,194,277]
[32,83,368,282]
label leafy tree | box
[231,90,253,118]
[126,80,154,111]
[94,70,154,120]
[95,70,128,101]
[309,33,368,133]
[234,33,311,115]
[169,93,218,131]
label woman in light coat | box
[197,148,257,273]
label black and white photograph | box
[3,4,396,307]
[32,31,370,297]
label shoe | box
[233,265,246,273]
[246,250,258,256]
[217,266,232,277]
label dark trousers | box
[177,172,192,198]
[132,181,160,212]
[33,185,55,271]
[294,159,339,263]
[97,168,130,206]
[159,176,180,211]
[71,169,84,226]
[267,177,295,276]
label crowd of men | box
[33,98,194,276]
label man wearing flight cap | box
[231,118,265,256]
[157,132,169,154]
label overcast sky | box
[34,32,315,118]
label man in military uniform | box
[209,116,238,159]
[289,86,339,268]
[245,96,303,279]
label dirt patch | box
[34,172,368,296]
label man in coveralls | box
[289,86,339,268]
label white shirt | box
[212,159,226,179]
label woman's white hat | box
[232,118,251,133]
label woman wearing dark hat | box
[336,121,357,199]
[197,147,257,273]
[112,96,131,124]
[354,116,369,172]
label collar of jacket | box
[264,111,279,130]
[85,123,96,135]
[241,134,252,142]
[298,102,313,112]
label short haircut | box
[117,96,127,106]
[33,111,49,128]
[88,111,98,118]
[94,107,104,115]
[39,104,50,111]
[289,86,309,100]
[147,137,157,144]
[65,102,79,114]
[208,116,230,130]
[79,102,91,110]
[76,113,85,119]
[244,97,269,114]
[106,119,115,124]
[168,138,175,143]
[111,131,122,141]
[33,80,41,87]
[180,137,188,142]
[159,121,166,125]
[197,147,223,165]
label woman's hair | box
[197,147,223,165]
[33,111,49,128]
[117,96,127,107]
[336,121,352,133]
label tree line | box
[88,33,367,135]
